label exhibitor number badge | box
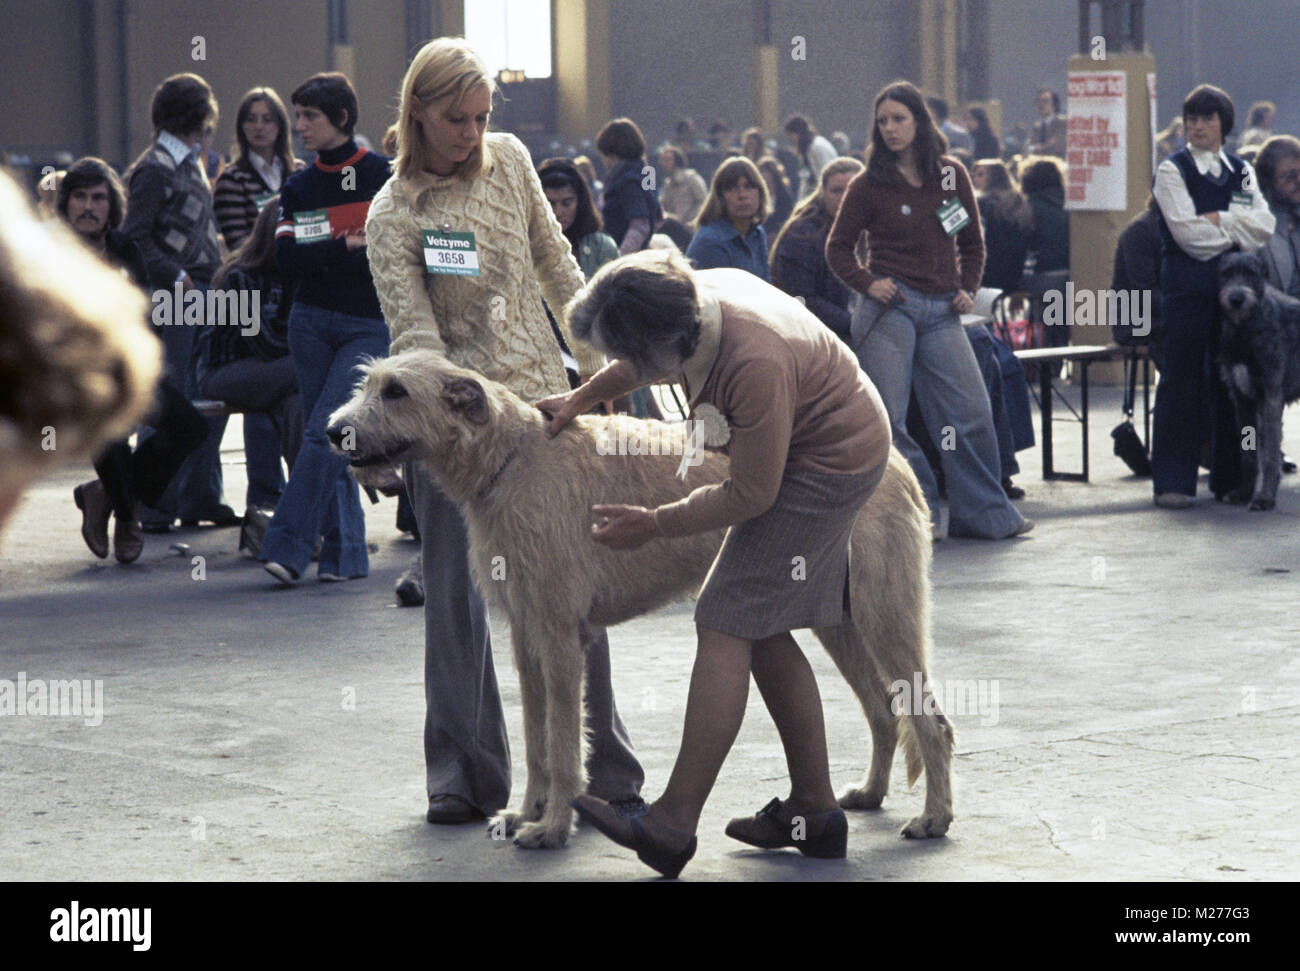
[293,209,331,243]
[937,198,971,236]
[423,230,481,277]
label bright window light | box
[464,0,552,79]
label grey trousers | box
[407,462,644,813]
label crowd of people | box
[6,40,1298,878]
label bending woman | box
[539,249,893,879]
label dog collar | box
[476,444,521,501]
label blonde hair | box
[393,37,497,181]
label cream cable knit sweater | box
[366,132,603,401]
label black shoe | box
[426,794,485,824]
[394,552,424,607]
[238,507,274,558]
[1284,454,1297,474]
[571,795,696,879]
[140,520,174,534]
[1002,478,1025,500]
[180,504,240,528]
[724,797,848,858]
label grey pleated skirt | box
[693,460,887,640]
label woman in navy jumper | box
[1151,85,1274,508]
[597,118,660,255]
[259,73,390,583]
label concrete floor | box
[1,384,1297,881]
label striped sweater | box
[214,158,302,249]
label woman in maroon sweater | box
[826,80,1030,540]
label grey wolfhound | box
[1218,251,1300,510]
[329,350,952,849]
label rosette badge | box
[676,404,730,480]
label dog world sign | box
[1066,71,1127,211]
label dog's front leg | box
[513,624,585,849]
[1252,394,1285,510]
[489,631,550,839]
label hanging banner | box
[1065,71,1127,211]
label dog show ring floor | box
[1,386,1297,882]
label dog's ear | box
[443,377,490,425]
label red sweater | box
[825,156,985,296]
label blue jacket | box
[686,218,771,282]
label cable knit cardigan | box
[366,132,602,401]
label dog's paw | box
[901,813,952,839]
[837,786,886,811]
[1249,496,1275,511]
[487,810,531,839]
[512,819,571,849]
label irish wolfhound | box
[1218,251,1300,510]
[329,350,953,849]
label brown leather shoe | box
[724,797,848,858]
[73,480,111,559]
[114,506,144,563]
[571,794,696,878]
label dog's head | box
[1218,251,1267,327]
[327,350,528,492]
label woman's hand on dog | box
[536,390,583,437]
[591,504,660,550]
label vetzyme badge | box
[423,229,481,277]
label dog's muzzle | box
[325,419,413,466]
[1219,286,1257,320]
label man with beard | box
[57,158,206,563]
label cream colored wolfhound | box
[330,350,953,849]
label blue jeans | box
[258,304,389,577]
[244,412,286,508]
[851,282,1025,539]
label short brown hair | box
[150,73,218,137]
[596,118,647,161]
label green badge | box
[252,191,277,211]
[937,198,971,236]
[1230,191,1253,209]
[423,230,481,277]
[293,209,331,243]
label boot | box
[114,505,144,563]
[73,480,111,559]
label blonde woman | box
[365,37,644,825]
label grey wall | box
[608,0,757,142]
[604,0,1300,149]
